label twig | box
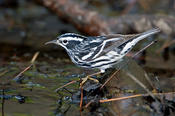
[13,64,33,81]
[132,41,157,58]
[144,73,156,90]
[99,92,175,103]
[63,88,73,95]
[84,100,93,108]
[80,87,83,112]
[54,80,77,92]
[31,52,40,64]
[100,40,157,89]
[85,91,175,107]
[126,72,155,99]
[100,69,120,89]
[100,94,142,103]
[13,52,40,81]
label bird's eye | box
[62,40,68,45]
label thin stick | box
[13,52,40,81]
[100,94,142,103]
[144,73,155,90]
[100,40,156,89]
[100,92,175,103]
[80,87,83,111]
[126,72,155,99]
[13,64,33,81]
[132,41,157,58]
[100,69,120,89]
[85,91,175,107]
[84,100,93,108]
[55,80,77,92]
[31,52,40,64]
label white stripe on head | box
[60,37,83,42]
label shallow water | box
[0,48,175,116]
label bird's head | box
[45,33,87,50]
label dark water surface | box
[0,44,175,116]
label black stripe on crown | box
[60,33,87,40]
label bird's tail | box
[120,28,160,55]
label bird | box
[45,28,160,86]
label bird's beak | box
[45,39,58,45]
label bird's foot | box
[80,76,99,87]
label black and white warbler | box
[46,28,160,85]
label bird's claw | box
[80,76,99,87]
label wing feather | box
[73,34,140,62]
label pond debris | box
[0,89,26,116]
[13,64,33,83]
[70,79,105,112]
[54,96,72,116]
[83,92,175,115]
[0,90,26,104]
[67,69,175,116]
[55,80,78,92]
[80,87,83,112]
[30,51,40,64]
[13,51,40,83]
[143,93,175,116]
[14,95,26,104]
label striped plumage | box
[46,28,160,73]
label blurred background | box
[0,0,175,116]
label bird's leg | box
[80,72,101,87]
